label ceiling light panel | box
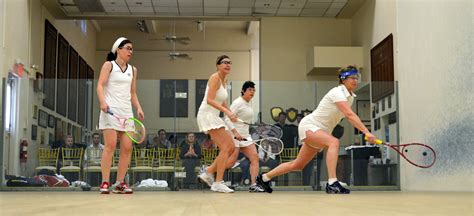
[204,7,228,14]
[330,2,347,9]
[129,6,154,13]
[229,0,255,7]
[155,6,178,13]
[152,0,178,7]
[228,7,252,15]
[254,0,281,8]
[204,0,229,7]
[276,8,301,16]
[104,6,130,14]
[300,8,325,16]
[179,7,203,15]
[178,0,202,7]
[279,0,305,9]
[100,0,127,7]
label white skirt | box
[98,107,134,132]
[232,134,254,148]
[196,111,227,133]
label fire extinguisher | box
[20,140,28,163]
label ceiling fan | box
[151,21,192,60]
[149,21,191,45]
[150,35,191,45]
[169,51,191,60]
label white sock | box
[328,178,338,185]
[262,174,271,182]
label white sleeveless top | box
[98,61,134,131]
[196,82,229,132]
[198,83,228,115]
[105,61,133,114]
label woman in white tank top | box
[196,55,238,193]
[96,37,144,194]
[255,66,378,194]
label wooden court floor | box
[0,191,472,216]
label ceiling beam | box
[246,21,258,35]
[145,20,158,34]
[91,20,101,32]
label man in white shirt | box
[84,133,105,166]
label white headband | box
[111,37,127,53]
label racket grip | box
[364,136,383,145]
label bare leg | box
[240,144,259,185]
[116,132,133,183]
[101,129,117,182]
[207,128,235,182]
[208,145,238,173]
[303,130,339,179]
[265,144,318,179]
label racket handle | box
[364,136,383,145]
[106,107,113,115]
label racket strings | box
[401,144,436,167]
[260,138,283,154]
[250,125,282,139]
[124,118,146,143]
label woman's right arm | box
[96,62,112,113]
[206,74,236,121]
[335,101,376,143]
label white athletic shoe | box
[211,181,234,193]
[198,166,215,187]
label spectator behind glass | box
[180,133,201,159]
[84,133,105,166]
[201,134,216,150]
[151,129,172,149]
[63,135,78,148]
[180,133,202,188]
[52,130,65,149]
[274,112,297,148]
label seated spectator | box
[151,129,172,149]
[274,112,297,148]
[63,135,80,149]
[84,133,104,166]
[201,134,216,150]
[57,135,79,172]
[179,133,201,188]
[51,131,65,149]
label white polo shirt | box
[306,84,356,132]
[224,96,253,138]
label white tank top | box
[104,61,133,112]
[198,82,228,115]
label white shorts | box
[298,116,323,143]
[232,134,254,148]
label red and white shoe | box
[99,182,110,194]
[112,182,133,194]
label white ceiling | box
[57,0,350,17]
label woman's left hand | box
[137,109,145,121]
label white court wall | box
[396,0,473,191]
